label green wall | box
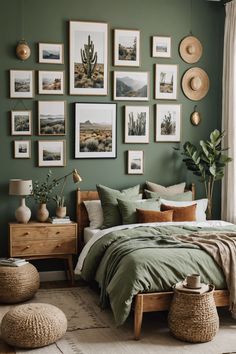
[0,0,224,262]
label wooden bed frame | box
[76,187,230,340]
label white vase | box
[56,206,67,218]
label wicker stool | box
[0,263,39,303]
[1,303,67,348]
[168,285,219,343]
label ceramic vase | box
[36,203,49,222]
[56,206,66,218]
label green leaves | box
[32,170,58,204]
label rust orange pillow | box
[160,203,197,222]
[136,209,173,223]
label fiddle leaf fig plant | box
[180,130,232,219]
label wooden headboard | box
[76,183,195,247]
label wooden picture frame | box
[156,104,181,142]
[38,101,66,136]
[128,150,144,174]
[75,102,117,159]
[11,110,32,136]
[38,70,64,95]
[10,70,34,98]
[125,106,149,143]
[114,71,149,101]
[69,20,108,95]
[152,36,171,58]
[114,29,140,67]
[38,140,66,167]
[155,64,178,100]
[14,140,31,159]
[38,43,64,64]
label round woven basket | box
[0,263,39,303]
[168,285,219,343]
[1,303,67,348]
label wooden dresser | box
[8,222,78,284]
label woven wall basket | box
[168,285,219,343]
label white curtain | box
[221,1,236,222]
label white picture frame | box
[69,21,108,95]
[114,71,149,101]
[38,70,64,95]
[10,70,34,98]
[14,140,31,159]
[38,43,64,64]
[128,150,144,174]
[114,29,140,67]
[75,102,117,159]
[38,101,66,136]
[155,64,178,100]
[125,106,149,143]
[156,104,181,142]
[152,36,171,58]
[38,140,66,167]
[11,110,32,136]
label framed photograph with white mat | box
[114,71,149,101]
[75,102,117,159]
[11,110,32,136]
[69,21,108,95]
[152,36,171,58]
[125,106,149,143]
[38,101,66,136]
[155,104,181,142]
[38,140,66,167]
[128,150,144,174]
[38,43,64,64]
[114,29,140,67]
[38,71,64,95]
[155,64,178,100]
[14,140,31,159]
[10,70,34,98]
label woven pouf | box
[0,263,39,303]
[1,303,67,348]
[168,285,219,343]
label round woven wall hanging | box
[179,36,203,64]
[182,67,210,101]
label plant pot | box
[36,203,49,222]
[56,206,66,218]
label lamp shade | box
[72,169,82,183]
[9,179,32,196]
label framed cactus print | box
[69,21,108,95]
[75,103,117,158]
[125,106,149,143]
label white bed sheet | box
[75,220,233,275]
[84,227,101,244]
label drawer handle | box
[56,244,61,248]
[24,232,30,236]
[25,245,30,249]
[56,231,60,235]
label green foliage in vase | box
[32,169,58,204]
[53,195,65,207]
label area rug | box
[1,287,236,354]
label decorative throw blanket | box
[173,232,236,315]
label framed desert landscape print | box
[69,21,108,95]
[38,101,66,136]
[75,102,116,158]
[11,110,32,136]
[10,70,34,98]
[38,140,66,167]
[125,106,149,143]
[156,104,181,142]
[38,71,64,95]
[14,140,31,159]
[155,64,178,100]
[128,150,144,174]
[39,43,64,64]
[114,29,140,67]
[152,36,171,58]
[114,71,149,101]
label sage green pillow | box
[144,189,193,202]
[117,198,160,225]
[97,184,140,229]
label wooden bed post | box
[134,294,144,340]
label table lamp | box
[9,179,32,223]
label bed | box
[75,187,233,340]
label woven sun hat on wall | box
[182,67,210,101]
[1,303,67,349]
[179,35,203,63]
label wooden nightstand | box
[8,222,78,285]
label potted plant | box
[32,170,58,222]
[53,195,67,218]
[178,130,232,219]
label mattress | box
[84,227,100,244]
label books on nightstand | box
[48,216,72,224]
[0,258,29,267]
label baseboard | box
[39,270,66,282]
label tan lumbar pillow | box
[146,181,186,196]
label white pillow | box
[160,198,208,222]
[146,181,186,195]
[83,200,103,229]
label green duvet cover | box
[80,224,236,325]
